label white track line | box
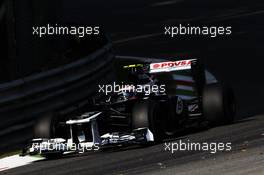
[0,154,44,172]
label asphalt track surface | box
[4,0,264,174]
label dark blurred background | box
[0,0,264,115]
[0,0,106,82]
[61,0,264,117]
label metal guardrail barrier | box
[0,3,5,22]
[0,43,115,152]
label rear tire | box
[202,83,236,125]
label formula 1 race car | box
[22,58,236,158]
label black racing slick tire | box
[132,100,163,142]
[34,113,56,139]
[202,83,236,125]
[33,113,67,139]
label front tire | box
[132,100,163,142]
[34,113,67,139]
[34,113,56,139]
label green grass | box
[0,150,21,159]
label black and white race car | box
[22,58,236,158]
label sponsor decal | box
[150,59,194,73]
[176,97,184,114]
[188,104,199,112]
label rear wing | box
[149,59,196,73]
